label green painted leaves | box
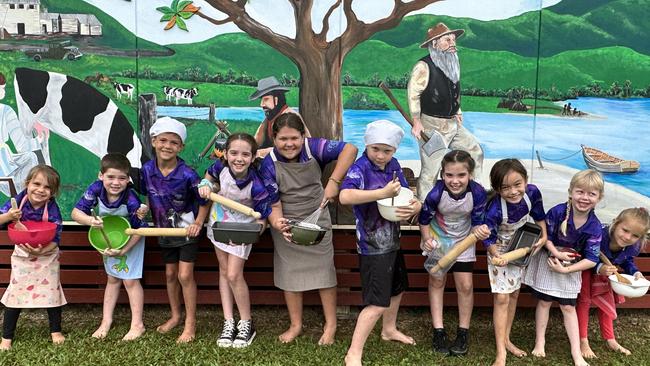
[157,0,200,31]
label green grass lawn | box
[0,305,647,365]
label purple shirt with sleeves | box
[260,137,348,204]
[74,180,146,229]
[598,225,641,275]
[1,190,63,244]
[418,180,487,226]
[139,158,209,228]
[483,184,546,247]
[206,159,272,219]
[546,202,601,263]
[340,152,408,255]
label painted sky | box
[84,0,561,45]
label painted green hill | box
[41,0,166,51]
[371,0,650,57]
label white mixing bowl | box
[377,187,415,222]
[608,274,650,298]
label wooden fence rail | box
[1,226,649,308]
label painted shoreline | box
[401,158,649,224]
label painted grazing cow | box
[163,86,198,105]
[14,68,146,178]
[113,82,134,100]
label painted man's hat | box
[249,76,290,101]
[419,22,465,48]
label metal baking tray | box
[211,222,263,245]
[506,222,542,267]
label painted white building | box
[0,0,102,36]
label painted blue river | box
[158,97,650,197]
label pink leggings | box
[577,270,615,340]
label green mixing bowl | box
[288,220,327,246]
[88,216,131,252]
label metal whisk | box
[301,199,330,225]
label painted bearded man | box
[408,23,484,201]
[250,76,310,158]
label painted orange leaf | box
[164,16,177,30]
[182,4,200,13]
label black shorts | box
[529,287,577,306]
[449,261,474,273]
[160,239,199,263]
[359,250,409,307]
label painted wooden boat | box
[581,145,639,173]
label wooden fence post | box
[139,93,157,160]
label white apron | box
[98,200,145,279]
[488,195,531,294]
[206,167,256,260]
[1,196,66,308]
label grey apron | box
[269,143,336,291]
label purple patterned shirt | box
[341,152,408,255]
[206,160,272,219]
[139,158,209,228]
[1,190,63,244]
[546,202,601,263]
[418,180,487,226]
[599,225,641,275]
[259,137,348,204]
[74,180,146,229]
[483,184,546,247]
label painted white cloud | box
[84,0,562,45]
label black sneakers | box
[431,328,450,355]
[217,319,236,348]
[449,327,469,356]
[232,319,256,348]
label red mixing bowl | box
[7,221,57,247]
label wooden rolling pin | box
[499,247,532,263]
[125,228,188,237]
[428,233,478,274]
[209,192,261,219]
[599,252,631,285]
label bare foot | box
[580,338,597,359]
[278,325,302,343]
[176,329,195,344]
[51,332,65,345]
[122,325,146,341]
[506,341,527,357]
[91,323,111,339]
[572,354,590,366]
[344,353,362,366]
[380,329,416,345]
[491,355,506,366]
[531,345,546,358]
[156,318,180,334]
[318,324,337,346]
[0,338,12,351]
[606,339,631,356]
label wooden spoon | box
[599,252,632,285]
[91,208,112,249]
[10,198,28,231]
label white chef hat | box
[363,119,404,149]
[149,116,187,143]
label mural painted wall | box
[0,0,648,221]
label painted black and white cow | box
[113,82,134,100]
[163,86,198,105]
[14,68,146,179]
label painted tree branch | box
[204,0,296,57]
[317,0,342,40]
[340,0,440,55]
[194,11,232,26]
